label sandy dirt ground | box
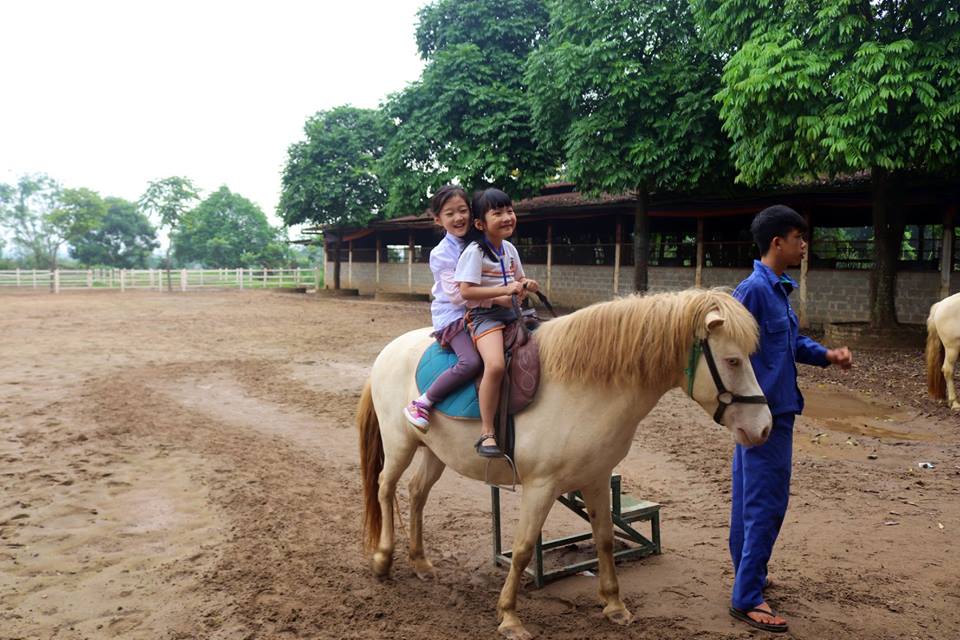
[1,290,958,640]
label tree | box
[379,0,558,217]
[279,106,390,289]
[0,174,62,268]
[0,175,104,270]
[173,186,289,268]
[525,0,733,291]
[47,188,107,269]
[695,0,960,326]
[139,176,200,290]
[71,197,159,268]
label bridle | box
[685,338,768,425]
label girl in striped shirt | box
[455,188,539,457]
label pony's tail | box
[926,303,946,400]
[357,379,384,551]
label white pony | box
[926,291,960,409]
[358,288,772,639]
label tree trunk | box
[633,188,650,293]
[333,234,342,290]
[868,167,906,327]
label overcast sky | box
[0,0,427,231]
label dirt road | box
[1,290,957,639]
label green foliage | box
[379,0,557,216]
[0,174,105,269]
[697,0,960,184]
[138,176,201,230]
[279,106,390,229]
[173,186,289,268]
[525,0,732,197]
[288,243,325,268]
[71,197,159,268]
[50,188,107,248]
[0,174,60,267]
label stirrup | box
[484,451,519,492]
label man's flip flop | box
[729,606,789,633]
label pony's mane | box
[536,288,758,389]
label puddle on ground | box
[802,386,935,442]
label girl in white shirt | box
[455,188,539,457]
[403,186,483,432]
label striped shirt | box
[454,240,525,308]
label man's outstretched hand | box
[826,346,853,370]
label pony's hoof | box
[412,558,437,581]
[951,401,960,411]
[372,551,392,578]
[604,605,634,626]
[498,621,533,640]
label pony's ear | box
[705,310,725,333]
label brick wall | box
[327,258,954,326]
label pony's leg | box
[944,345,960,410]
[579,478,633,625]
[497,483,557,640]
[373,436,418,578]
[407,448,445,580]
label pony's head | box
[537,288,771,447]
[684,305,772,447]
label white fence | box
[0,268,322,293]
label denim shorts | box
[465,306,518,342]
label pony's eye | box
[725,358,740,368]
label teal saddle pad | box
[415,342,480,420]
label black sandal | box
[475,433,503,458]
[729,606,788,633]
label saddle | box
[413,313,541,420]
[414,293,556,461]
[494,306,542,461]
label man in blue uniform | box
[729,205,853,633]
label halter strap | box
[687,337,768,426]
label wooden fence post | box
[546,223,553,296]
[238,267,244,289]
[120,270,126,292]
[375,234,381,288]
[613,218,622,295]
[32,269,37,289]
[695,217,705,288]
[54,269,60,294]
[15,268,20,287]
[799,212,811,328]
[407,231,414,294]
[940,205,956,300]
[87,270,93,288]
[180,269,187,291]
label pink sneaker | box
[403,399,431,432]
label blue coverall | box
[730,260,829,611]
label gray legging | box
[425,329,483,404]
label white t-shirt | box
[454,240,525,308]
[428,233,467,332]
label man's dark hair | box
[751,205,808,255]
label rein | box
[686,337,767,425]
